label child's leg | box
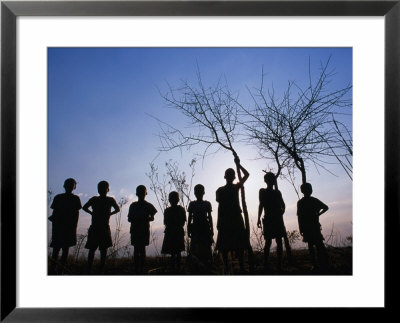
[207,245,213,265]
[222,252,229,274]
[170,253,176,271]
[139,245,146,273]
[60,247,69,265]
[133,246,138,273]
[176,252,181,272]
[283,232,293,263]
[87,249,96,273]
[315,240,329,268]
[50,247,61,273]
[308,243,317,267]
[52,247,61,261]
[276,238,283,271]
[237,250,244,272]
[100,249,107,271]
[264,238,272,265]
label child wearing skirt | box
[161,191,186,272]
[187,184,214,267]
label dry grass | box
[48,246,352,276]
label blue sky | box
[48,47,352,254]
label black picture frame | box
[1,0,399,321]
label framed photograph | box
[1,0,399,321]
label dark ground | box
[49,246,352,276]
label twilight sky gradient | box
[48,47,352,255]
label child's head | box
[97,181,109,196]
[136,185,147,199]
[63,178,77,193]
[168,191,180,206]
[264,172,276,187]
[194,184,205,200]
[224,168,236,183]
[300,183,313,197]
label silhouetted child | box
[127,185,157,274]
[83,181,120,273]
[49,178,82,273]
[187,184,214,267]
[215,157,249,274]
[258,172,290,271]
[297,183,329,270]
[161,191,186,272]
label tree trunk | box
[298,158,307,184]
[235,163,254,271]
[235,164,250,237]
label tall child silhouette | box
[161,191,187,273]
[297,182,329,270]
[187,184,214,267]
[127,185,157,274]
[215,157,249,274]
[257,172,289,271]
[49,178,82,272]
[83,181,120,273]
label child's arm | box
[318,200,329,216]
[110,198,120,216]
[207,210,214,236]
[279,191,286,214]
[182,208,187,226]
[48,195,58,221]
[297,201,304,235]
[257,189,263,228]
[234,156,249,186]
[127,204,133,223]
[149,204,157,222]
[163,209,168,226]
[82,199,93,215]
[72,196,82,227]
[187,211,193,237]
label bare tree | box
[109,197,129,259]
[240,57,352,184]
[157,70,254,269]
[147,159,196,213]
[165,158,196,211]
[146,159,196,257]
[48,190,54,206]
[73,234,87,263]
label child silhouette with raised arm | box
[257,172,289,272]
[127,185,157,274]
[215,156,249,274]
[161,191,187,273]
[297,182,329,270]
[83,181,120,274]
[49,178,82,273]
[187,184,214,267]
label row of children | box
[49,158,329,274]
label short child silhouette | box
[127,185,157,274]
[297,183,329,270]
[257,172,289,271]
[49,178,82,272]
[187,184,214,266]
[215,157,249,274]
[161,191,187,273]
[83,181,120,274]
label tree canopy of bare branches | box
[157,71,253,239]
[240,57,352,183]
